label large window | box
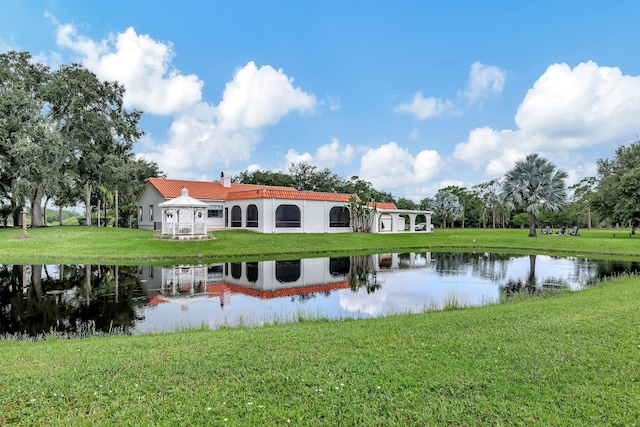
[230,262,242,280]
[275,260,301,283]
[231,205,242,227]
[207,205,223,218]
[275,204,301,228]
[246,204,258,228]
[246,262,258,283]
[329,257,350,276]
[329,206,350,227]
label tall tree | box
[288,162,345,192]
[592,140,640,233]
[45,64,143,226]
[501,153,567,237]
[0,51,51,225]
[569,176,597,230]
[473,179,504,228]
[431,190,462,229]
[234,169,294,188]
[395,197,418,210]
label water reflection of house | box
[138,253,434,309]
[138,257,354,308]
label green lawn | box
[0,276,638,425]
[1,225,638,264]
[0,226,639,425]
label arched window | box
[329,257,350,276]
[329,206,350,227]
[275,204,301,228]
[246,262,258,283]
[246,204,258,228]
[230,263,242,280]
[275,260,301,283]
[231,205,242,227]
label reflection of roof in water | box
[152,281,351,305]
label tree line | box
[4,51,638,234]
[0,51,162,227]
[238,141,640,236]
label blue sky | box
[2,1,640,201]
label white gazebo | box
[159,188,208,239]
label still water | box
[1,252,638,337]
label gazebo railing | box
[163,222,206,236]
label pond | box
[1,252,638,337]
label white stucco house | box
[136,172,432,236]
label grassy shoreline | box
[1,225,639,264]
[1,276,638,425]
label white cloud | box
[53,21,318,180]
[151,61,315,178]
[463,62,506,103]
[394,92,452,119]
[407,179,467,202]
[217,61,316,131]
[285,138,354,168]
[454,61,640,177]
[395,62,505,120]
[56,24,203,115]
[285,148,313,165]
[360,142,442,190]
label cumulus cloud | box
[454,61,640,176]
[53,21,318,179]
[56,24,203,115]
[462,62,506,103]
[394,92,453,119]
[285,138,354,168]
[217,61,315,131]
[142,62,316,178]
[359,142,442,190]
[395,62,505,120]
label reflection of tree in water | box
[432,252,512,282]
[0,264,146,338]
[500,255,571,298]
[291,293,317,303]
[593,259,640,281]
[349,256,381,293]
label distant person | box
[557,226,566,236]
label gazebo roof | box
[159,188,208,208]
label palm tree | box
[501,153,568,237]
[432,190,462,229]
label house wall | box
[137,186,164,230]
[224,199,352,233]
[223,257,348,290]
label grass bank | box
[1,276,638,425]
[1,226,638,264]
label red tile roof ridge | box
[147,177,297,199]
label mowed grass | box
[1,226,639,425]
[1,225,639,264]
[0,277,638,426]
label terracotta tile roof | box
[226,281,350,299]
[147,178,297,200]
[367,202,397,210]
[153,281,351,302]
[226,188,356,202]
